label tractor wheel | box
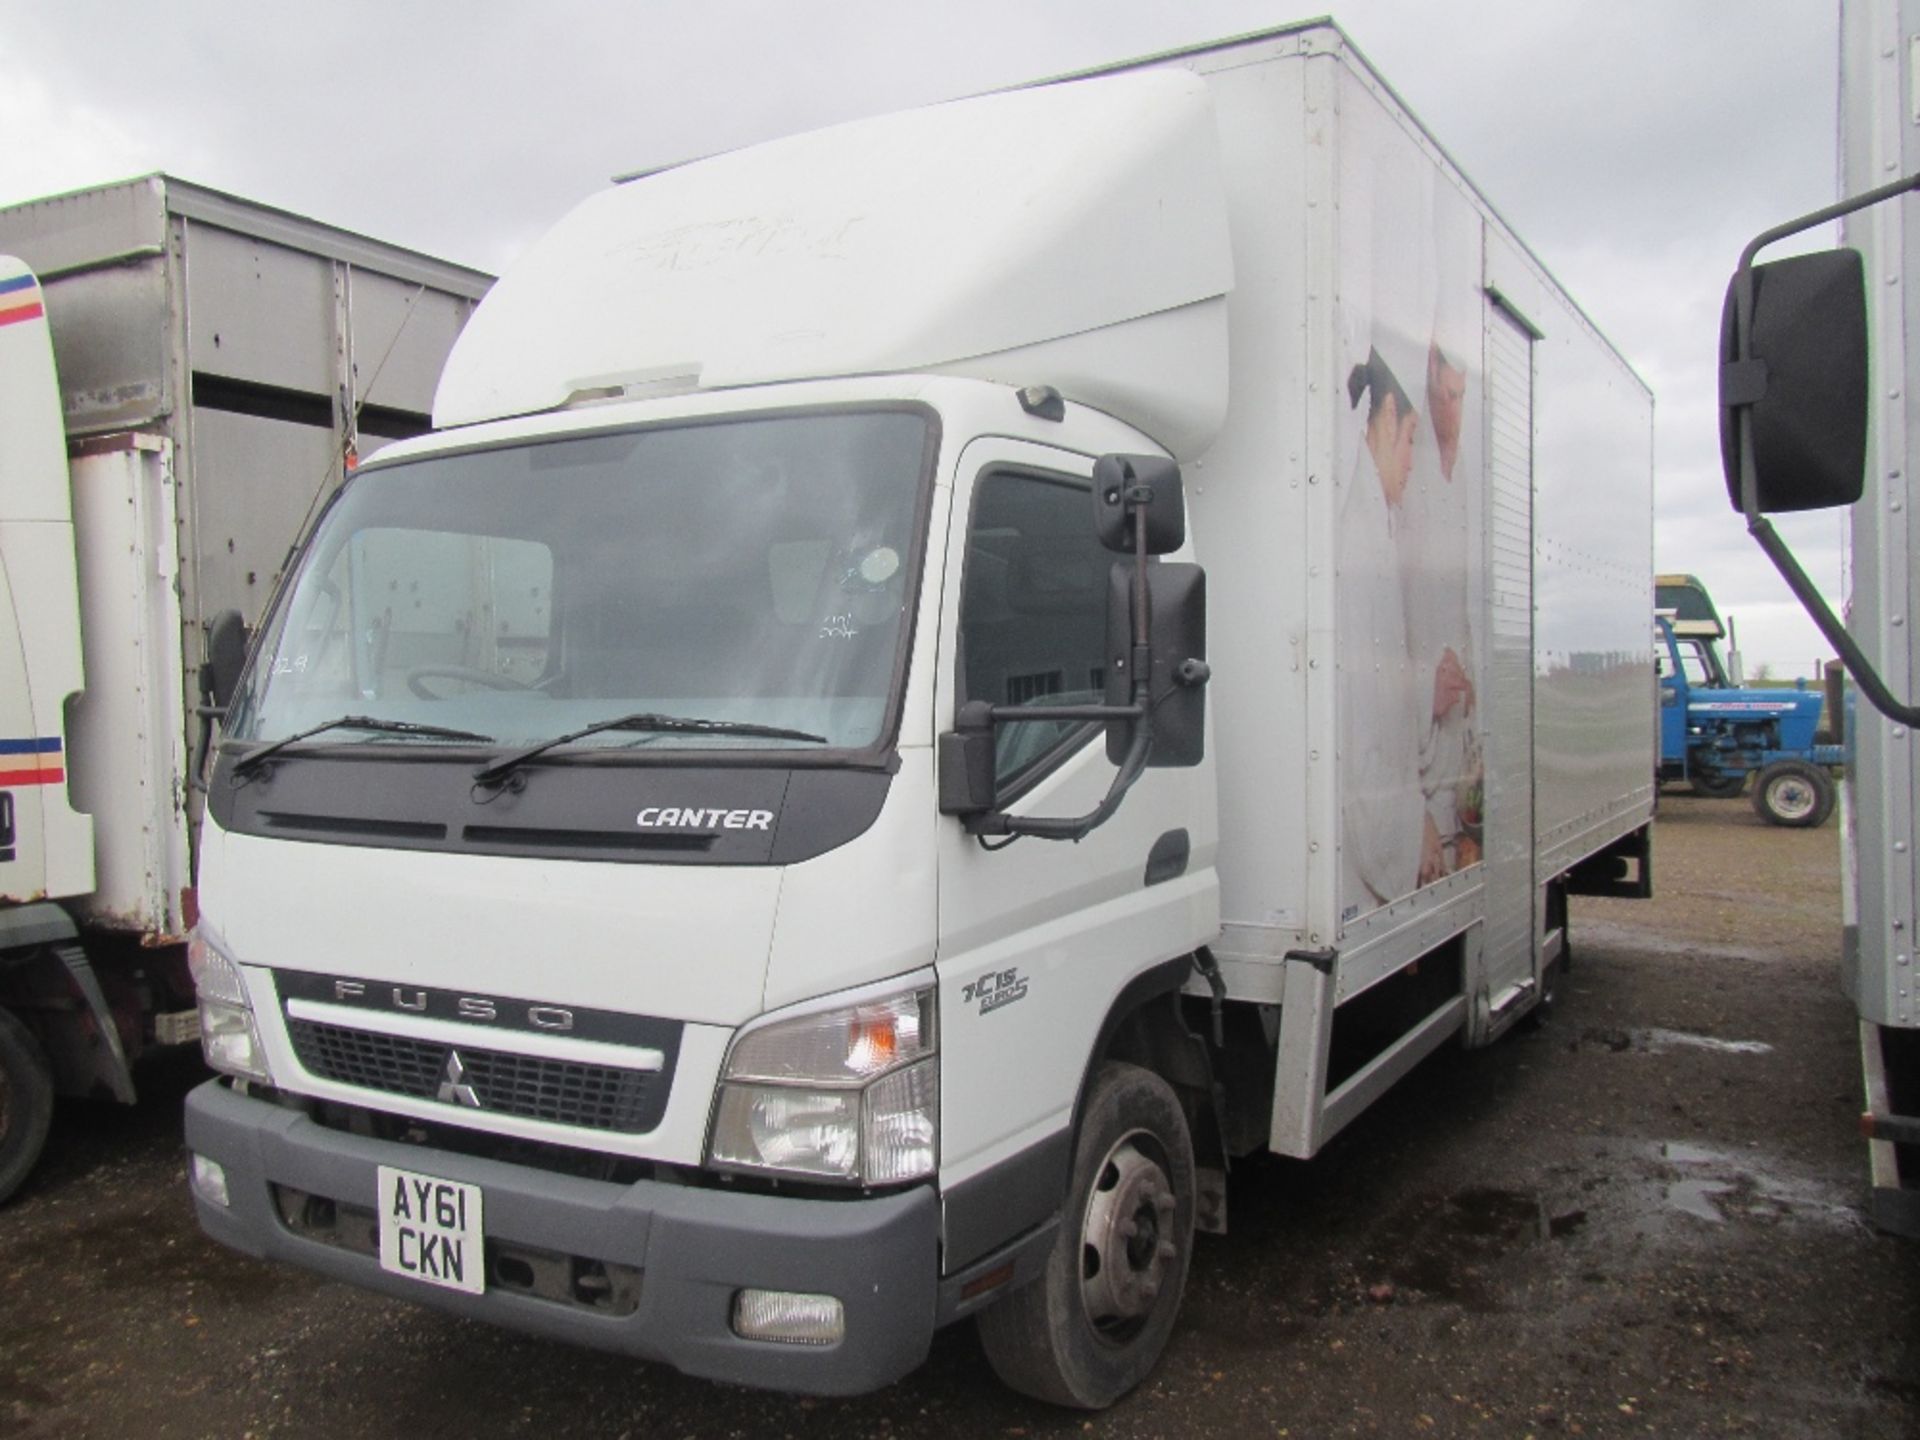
[1752,759,1836,829]
[1689,769,1748,799]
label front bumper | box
[185,1080,939,1395]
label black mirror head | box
[1104,561,1206,767]
[1093,454,1186,555]
[203,608,250,712]
[1720,248,1869,514]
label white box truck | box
[1718,0,1920,1236]
[181,25,1654,1406]
[0,176,490,1202]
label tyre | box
[978,1061,1196,1409]
[0,1007,55,1205]
[1752,759,1836,829]
[1689,768,1748,799]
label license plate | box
[377,1165,484,1295]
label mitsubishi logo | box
[437,1051,482,1109]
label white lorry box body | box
[0,178,489,1203]
[184,24,1654,1402]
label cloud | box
[0,50,199,204]
[0,0,1855,671]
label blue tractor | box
[1655,574,1843,827]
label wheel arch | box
[0,907,137,1103]
[941,953,1223,1279]
[1077,955,1225,1218]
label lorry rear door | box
[1483,305,1538,1011]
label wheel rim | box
[1079,1130,1179,1344]
[1768,776,1817,821]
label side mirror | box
[1093,454,1186,555]
[1104,561,1207,767]
[201,608,250,713]
[1719,248,1868,514]
[1719,171,1920,729]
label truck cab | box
[186,366,1219,1394]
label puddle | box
[1667,1178,1735,1223]
[1639,1028,1774,1055]
[1355,1185,1589,1312]
[1578,1027,1773,1055]
[1661,1142,1720,1165]
[1651,1141,1860,1230]
[1447,1185,1545,1240]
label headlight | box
[186,925,272,1084]
[708,981,937,1185]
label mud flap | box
[47,943,137,1103]
[0,911,138,1105]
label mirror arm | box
[1737,171,1920,273]
[968,710,1154,842]
[987,703,1144,724]
[1746,511,1920,727]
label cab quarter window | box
[961,469,1112,785]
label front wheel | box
[1689,768,1748,799]
[0,1007,55,1205]
[1752,759,1835,828]
[977,1062,1196,1409]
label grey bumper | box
[184,1080,939,1395]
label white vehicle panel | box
[0,258,93,903]
[204,816,783,1026]
[64,440,190,937]
[433,72,1233,458]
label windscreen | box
[226,409,933,754]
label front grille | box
[286,1018,667,1134]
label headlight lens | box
[186,925,272,1083]
[708,983,937,1184]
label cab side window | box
[959,469,1111,788]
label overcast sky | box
[0,0,1848,672]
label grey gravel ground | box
[3,794,1915,1438]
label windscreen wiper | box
[232,715,496,780]
[472,711,828,787]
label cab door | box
[930,434,1218,1221]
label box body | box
[1089,34,1652,1045]
[0,177,491,938]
